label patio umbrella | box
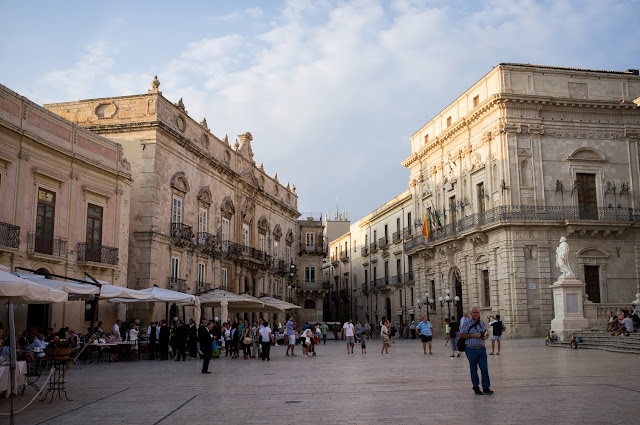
[109,286,200,324]
[258,296,302,311]
[11,272,99,299]
[0,270,68,424]
[198,289,266,312]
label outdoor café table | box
[0,361,27,397]
[117,341,138,361]
[89,343,117,363]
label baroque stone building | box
[45,77,303,323]
[327,190,414,324]
[402,63,640,337]
[0,83,132,332]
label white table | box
[0,361,27,397]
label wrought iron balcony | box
[0,222,20,249]
[340,251,349,262]
[168,277,188,293]
[303,245,327,256]
[370,242,378,253]
[322,281,332,290]
[361,245,369,256]
[196,281,213,293]
[196,232,218,255]
[330,254,339,265]
[297,280,324,290]
[170,223,194,245]
[404,205,640,253]
[379,237,389,249]
[403,226,412,239]
[27,232,66,258]
[392,231,401,243]
[373,276,389,289]
[77,243,119,266]
[272,258,287,274]
[361,283,368,292]
[404,271,414,282]
[389,274,402,285]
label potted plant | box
[44,340,73,360]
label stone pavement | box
[2,337,639,424]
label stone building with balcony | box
[0,83,132,332]
[402,63,640,338]
[293,216,328,324]
[327,190,414,325]
[45,77,301,323]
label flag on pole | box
[422,212,429,238]
[431,209,442,230]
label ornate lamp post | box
[438,288,460,320]
[416,292,436,321]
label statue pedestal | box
[550,276,589,342]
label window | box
[407,212,412,230]
[304,299,316,309]
[258,234,265,252]
[198,208,207,233]
[373,266,377,282]
[384,261,388,280]
[396,218,400,233]
[373,230,377,246]
[86,204,103,262]
[576,173,597,219]
[305,232,315,251]
[286,245,291,265]
[198,263,206,290]
[171,257,180,280]
[396,259,401,279]
[242,223,249,246]
[274,240,279,259]
[354,241,357,253]
[171,196,182,224]
[483,270,490,307]
[305,267,316,283]
[221,268,228,290]
[584,265,600,303]
[365,234,368,246]
[446,116,452,127]
[221,217,230,252]
[473,95,479,108]
[424,134,429,145]
[36,188,56,254]
[477,182,486,214]
[449,196,457,224]
[364,269,368,285]
[410,287,414,306]
[384,225,388,242]
[344,241,348,253]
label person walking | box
[200,322,214,373]
[188,319,198,360]
[410,321,417,339]
[380,319,390,356]
[285,316,297,357]
[259,321,274,361]
[459,307,493,395]
[174,320,187,361]
[321,322,329,344]
[488,315,504,355]
[448,316,460,358]
[364,321,371,340]
[332,324,339,341]
[416,316,433,355]
[343,319,356,354]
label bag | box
[305,337,311,346]
[501,324,507,333]
[243,337,253,345]
[383,334,389,343]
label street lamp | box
[438,288,460,320]
[416,292,435,321]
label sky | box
[1,0,639,220]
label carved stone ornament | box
[470,152,483,170]
[170,171,190,193]
[220,196,235,216]
[94,102,117,119]
[240,197,255,222]
[285,229,294,244]
[258,162,264,171]
[151,75,160,90]
[118,149,131,171]
[197,186,213,206]
[257,215,269,232]
[176,116,186,132]
[546,130,624,140]
[200,118,209,131]
[273,173,278,183]
[175,98,187,113]
[273,224,282,239]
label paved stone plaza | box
[3,338,639,424]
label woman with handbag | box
[380,319,390,356]
[241,320,253,359]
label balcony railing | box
[340,252,349,262]
[196,232,218,255]
[168,277,188,293]
[303,246,327,256]
[361,245,369,256]
[77,243,119,265]
[361,283,368,292]
[297,280,324,290]
[170,223,194,243]
[392,231,401,243]
[404,205,640,252]
[389,274,402,285]
[0,222,20,249]
[370,242,378,253]
[379,237,389,249]
[404,271,414,283]
[374,276,389,289]
[322,281,332,290]
[196,281,213,293]
[27,232,67,258]
[330,254,339,264]
[272,258,287,274]
[403,227,412,238]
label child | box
[359,334,367,353]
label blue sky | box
[1,0,639,220]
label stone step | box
[578,344,640,354]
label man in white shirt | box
[113,320,121,341]
[31,334,46,358]
[343,319,356,354]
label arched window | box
[304,299,316,309]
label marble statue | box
[555,236,574,278]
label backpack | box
[457,321,481,352]
[501,323,507,333]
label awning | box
[259,296,301,311]
[0,270,68,304]
[197,289,265,312]
[109,286,199,307]
[12,272,100,299]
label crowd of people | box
[606,306,639,336]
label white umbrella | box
[259,296,302,311]
[0,270,68,424]
[98,285,154,300]
[198,289,265,312]
[109,286,197,305]
[11,272,99,299]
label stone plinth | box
[550,277,589,341]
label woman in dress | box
[380,319,390,356]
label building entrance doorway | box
[584,265,601,303]
[453,269,464,320]
[386,297,391,322]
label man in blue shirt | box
[415,316,433,355]
[285,316,297,357]
[459,307,493,395]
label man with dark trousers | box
[199,322,214,373]
[174,320,188,361]
[158,320,170,360]
[148,322,157,360]
[197,319,207,358]
[188,319,198,359]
